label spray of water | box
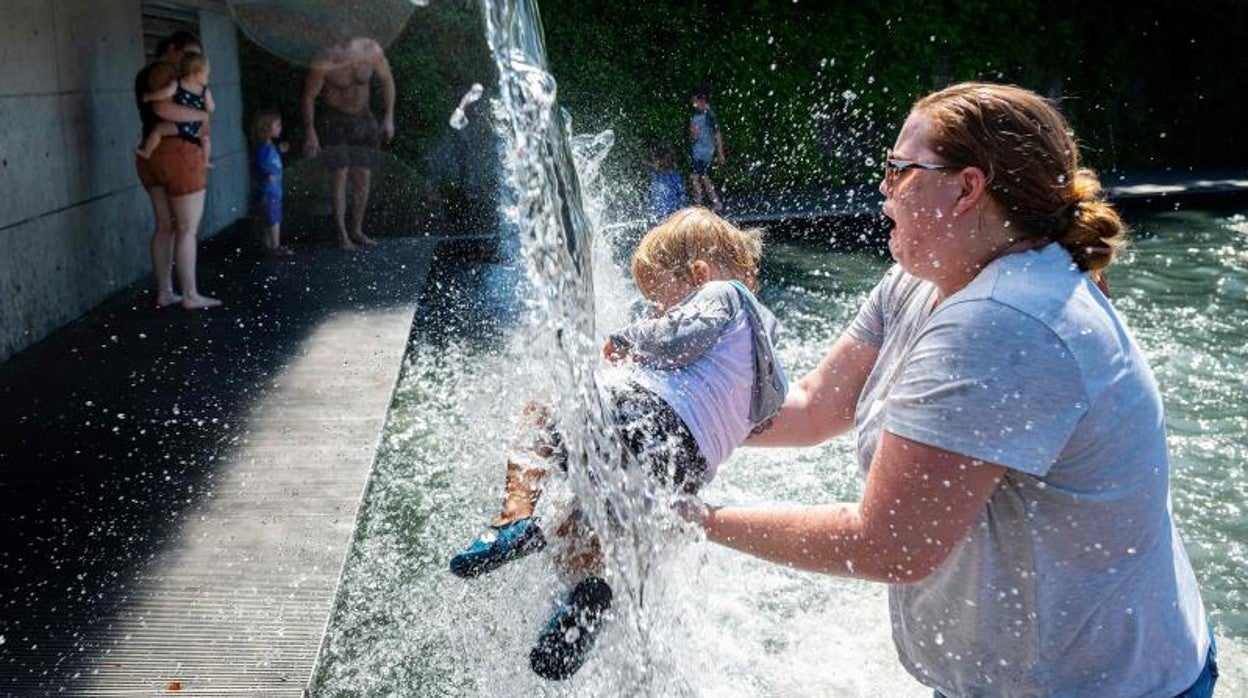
[482,1,699,689]
[451,83,486,130]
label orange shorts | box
[135,137,206,196]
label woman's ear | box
[953,165,990,216]
[690,260,711,284]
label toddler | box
[250,110,290,256]
[449,207,788,680]
[136,52,214,167]
[648,144,687,224]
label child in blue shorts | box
[250,110,290,256]
[689,86,725,213]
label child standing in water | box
[449,207,788,680]
[648,144,687,224]
[136,52,214,167]
[250,110,290,256]
[689,86,725,213]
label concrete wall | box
[0,0,247,363]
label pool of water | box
[311,207,1248,695]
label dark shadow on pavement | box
[0,223,433,690]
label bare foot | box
[181,293,222,310]
[136,146,154,160]
[350,232,378,247]
[155,291,183,309]
[337,238,359,251]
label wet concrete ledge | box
[0,228,450,694]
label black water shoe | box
[529,576,613,680]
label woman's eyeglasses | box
[884,156,957,182]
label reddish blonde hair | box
[632,208,763,290]
[915,82,1127,284]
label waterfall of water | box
[480,0,713,689]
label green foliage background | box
[535,0,1248,193]
[243,0,1248,199]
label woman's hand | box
[602,339,629,363]
[673,496,715,527]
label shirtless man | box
[301,35,396,250]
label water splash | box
[483,0,723,689]
[450,83,486,130]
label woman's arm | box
[746,333,878,447]
[152,101,207,123]
[700,431,1005,582]
[142,80,177,103]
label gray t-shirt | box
[847,244,1208,697]
[611,280,787,473]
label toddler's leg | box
[135,122,176,159]
[705,178,722,213]
[490,402,563,524]
[261,224,279,252]
[272,223,292,255]
[491,460,547,526]
[690,174,705,206]
[448,403,562,578]
[550,509,603,579]
[529,510,611,681]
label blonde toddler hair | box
[631,207,763,291]
[179,52,209,80]
[249,110,281,145]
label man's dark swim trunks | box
[317,105,381,170]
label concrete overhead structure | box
[0,0,247,363]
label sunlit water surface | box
[311,208,1248,696]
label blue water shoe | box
[529,576,613,680]
[449,517,546,578]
